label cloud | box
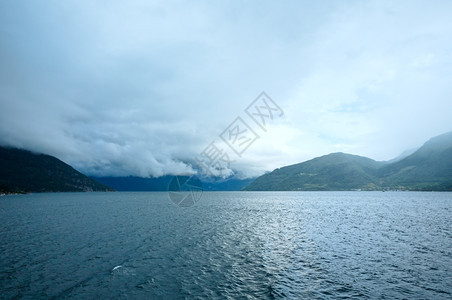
[284,0,452,161]
[1,0,451,177]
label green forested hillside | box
[245,132,452,191]
[377,131,452,190]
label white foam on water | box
[112,265,122,271]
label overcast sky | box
[1,0,451,178]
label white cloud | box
[1,0,451,177]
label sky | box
[1,0,451,178]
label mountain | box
[245,153,383,191]
[92,175,254,191]
[377,131,452,190]
[385,147,418,164]
[0,147,114,193]
[92,176,174,191]
[245,131,452,191]
[200,177,255,191]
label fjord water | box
[1,192,451,299]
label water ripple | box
[0,191,451,299]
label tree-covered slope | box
[377,131,452,190]
[245,131,452,191]
[0,146,114,193]
[245,153,384,191]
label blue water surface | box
[1,191,451,299]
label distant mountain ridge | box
[0,145,253,193]
[3,131,451,193]
[245,131,452,191]
[0,147,114,193]
[92,175,254,191]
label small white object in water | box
[112,265,122,271]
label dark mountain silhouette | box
[0,146,114,193]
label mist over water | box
[1,192,451,299]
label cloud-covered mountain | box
[92,175,254,192]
